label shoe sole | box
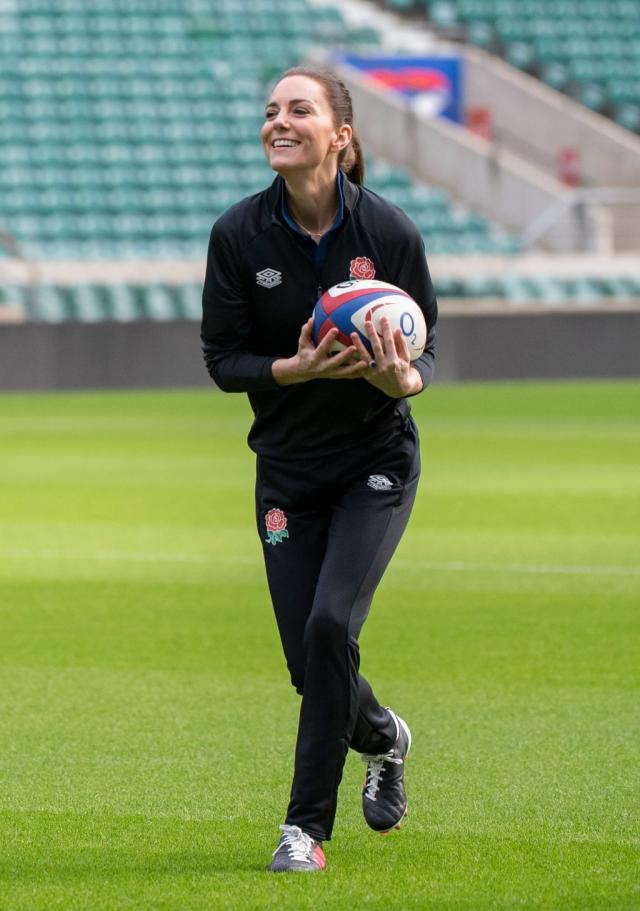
[379,805,409,835]
[268,865,325,872]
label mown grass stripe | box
[1,546,638,577]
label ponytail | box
[339,130,365,185]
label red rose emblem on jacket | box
[349,256,376,280]
[266,508,287,533]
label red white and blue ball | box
[312,279,427,360]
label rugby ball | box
[312,279,427,361]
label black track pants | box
[255,419,420,841]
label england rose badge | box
[265,507,289,545]
[349,256,376,280]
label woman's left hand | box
[351,317,423,398]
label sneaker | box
[362,710,411,833]
[268,824,327,873]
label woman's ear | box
[331,123,353,152]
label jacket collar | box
[268,169,358,227]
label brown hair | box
[272,66,365,185]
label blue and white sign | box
[340,54,463,124]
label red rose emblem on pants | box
[266,508,287,533]
[350,256,376,280]
[265,507,289,545]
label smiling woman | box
[261,70,362,239]
[200,65,438,873]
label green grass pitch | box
[0,380,638,910]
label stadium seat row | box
[436,274,640,300]
[3,275,639,324]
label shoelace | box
[274,824,315,862]
[362,750,403,801]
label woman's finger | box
[393,327,411,363]
[364,319,385,362]
[350,332,372,363]
[315,326,339,356]
[379,316,396,357]
[299,317,315,347]
[324,343,358,366]
[327,358,369,379]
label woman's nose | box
[273,112,290,129]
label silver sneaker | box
[268,824,327,872]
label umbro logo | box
[256,268,282,289]
[367,474,393,491]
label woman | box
[201,66,437,873]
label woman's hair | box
[272,66,365,185]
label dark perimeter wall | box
[1,308,639,390]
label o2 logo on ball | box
[364,303,420,349]
[264,508,289,546]
[400,309,418,346]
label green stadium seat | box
[0,285,26,312]
[429,2,460,28]
[608,79,640,106]
[467,20,496,49]
[460,275,505,297]
[141,285,179,321]
[386,0,415,11]
[347,26,382,47]
[615,104,640,132]
[504,41,536,71]
[575,82,608,112]
[175,284,203,320]
[69,285,109,322]
[107,285,143,321]
[34,286,71,323]
[540,62,570,92]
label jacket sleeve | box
[200,222,280,393]
[392,225,438,393]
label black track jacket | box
[201,171,438,458]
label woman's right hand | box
[272,317,369,386]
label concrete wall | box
[0,321,206,391]
[1,309,638,391]
[460,48,640,252]
[335,62,605,253]
[464,46,640,189]
[436,307,639,381]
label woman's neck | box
[283,169,340,237]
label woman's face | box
[261,75,350,176]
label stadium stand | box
[401,0,640,133]
[0,0,639,333]
[0,0,520,272]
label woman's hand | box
[351,317,423,398]
[272,317,369,386]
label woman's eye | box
[294,108,308,115]
[265,111,276,119]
